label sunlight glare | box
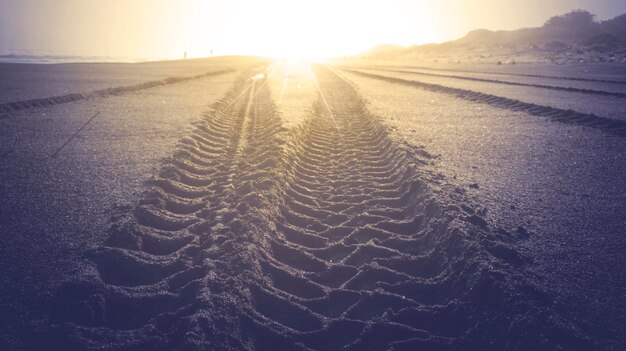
[191,0,448,60]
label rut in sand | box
[0,69,234,114]
[357,67,626,98]
[347,69,626,138]
[36,66,594,351]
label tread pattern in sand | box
[359,67,626,98]
[0,69,234,114]
[44,71,285,350]
[38,66,592,351]
[240,66,465,350]
[347,69,626,137]
[367,64,626,86]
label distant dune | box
[363,10,626,64]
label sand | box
[1,58,624,350]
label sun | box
[213,1,341,60]
[196,0,384,60]
[181,0,444,61]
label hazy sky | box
[1,0,625,59]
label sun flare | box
[182,0,444,60]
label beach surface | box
[1,57,624,350]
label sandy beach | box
[0,56,624,350]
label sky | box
[0,0,625,60]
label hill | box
[362,10,626,64]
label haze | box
[1,0,625,60]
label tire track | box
[356,67,626,98]
[34,65,596,350]
[364,64,626,85]
[346,69,626,138]
[37,69,288,350]
[0,69,235,114]
[238,66,592,350]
